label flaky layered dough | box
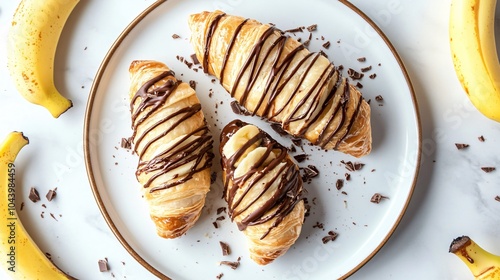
[189,10,371,157]
[129,60,213,238]
[220,120,305,265]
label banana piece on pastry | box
[129,60,214,238]
[189,10,371,158]
[220,119,305,265]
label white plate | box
[84,0,421,279]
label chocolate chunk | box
[302,165,319,178]
[357,57,366,62]
[293,154,308,163]
[356,82,363,89]
[219,259,240,270]
[347,68,364,80]
[172,34,180,39]
[291,138,302,147]
[478,135,485,142]
[322,231,338,244]
[361,66,372,72]
[375,95,384,102]
[120,137,132,149]
[340,160,363,171]
[370,193,389,204]
[322,41,331,49]
[369,73,377,79]
[270,123,288,136]
[336,179,344,190]
[98,259,109,272]
[189,80,196,90]
[495,196,500,202]
[219,242,231,256]
[306,24,317,32]
[455,143,469,150]
[29,187,40,203]
[46,189,57,201]
[481,167,496,173]
[190,54,200,65]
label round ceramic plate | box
[84,0,421,279]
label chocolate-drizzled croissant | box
[220,120,305,265]
[129,60,214,238]
[189,10,371,158]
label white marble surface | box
[0,0,499,279]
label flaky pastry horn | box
[220,119,305,265]
[189,10,371,157]
[129,60,214,238]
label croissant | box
[189,10,372,158]
[220,119,305,265]
[129,60,214,238]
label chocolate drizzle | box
[201,12,364,150]
[131,71,214,192]
[220,120,303,239]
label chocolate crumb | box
[455,143,469,150]
[313,222,324,229]
[219,259,240,270]
[191,54,200,65]
[478,135,485,142]
[230,101,251,116]
[219,242,231,256]
[42,204,47,208]
[370,193,389,204]
[341,191,348,195]
[369,73,377,79]
[345,173,351,181]
[303,39,311,47]
[216,216,225,221]
[20,202,24,211]
[347,68,364,80]
[481,167,496,173]
[291,138,302,147]
[213,221,219,229]
[40,212,44,218]
[341,160,364,171]
[217,207,227,215]
[322,41,331,49]
[121,137,132,149]
[216,273,224,279]
[46,189,57,201]
[29,187,40,203]
[357,57,366,62]
[375,95,384,102]
[270,123,288,136]
[319,50,328,58]
[337,64,344,71]
[98,259,109,272]
[495,196,500,202]
[356,82,363,89]
[45,252,52,260]
[172,34,180,39]
[289,145,297,153]
[294,154,308,163]
[306,24,317,32]
[322,231,338,244]
[189,80,196,90]
[336,179,344,190]
[361,66,372,72]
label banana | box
[222,124,261,166]
[7,0,80,118]
[450,236,500,279]
[449,0,500,122]
[0,132,73,279]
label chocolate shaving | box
[347,68,364,80]
[291,138,302,147]
[303,39,311,47]
[455,143,469,150]
[481,167,496,173]
[356,82,363,89]
[172,34,180,39]
[361,66,372,72]
[98,259,109,272]
[213,221,219,229]
[357,57,366,62]
[336,179,344,190]
[29,187,40,203]
[313,222,324,229]
[322,231,338,244]
[284,27,303,33]
[495,196,500,202]
[216,216,225,221]
[219,242,231,256]
[216,273,224,279]
[369,73,377,79]
[270,123,288,136]
[306,24,317,32]
[230,101,251,116]
[341,160,364,171]
[345,173,351,181]
[121,137,132,149]
[301,165,319,180]
[189,80,196,90]
[478,135,485,142]
[219,259,240,270]
[293,154,308,163]
[46,189,57,201]
[319,50,328,58]
[375,95,384,102]
[217,207,227,215]
[322,41,331,49]
[370,193,389,204]
[50,213,58,221]
[190,54,200,65]
[20,202,24,211]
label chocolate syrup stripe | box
[221,120,303,239]
[334,88,364,149]
[131,71,213,193]
[203,13,364,150]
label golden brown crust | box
[129,60,213,239]
[189,11,372,157]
